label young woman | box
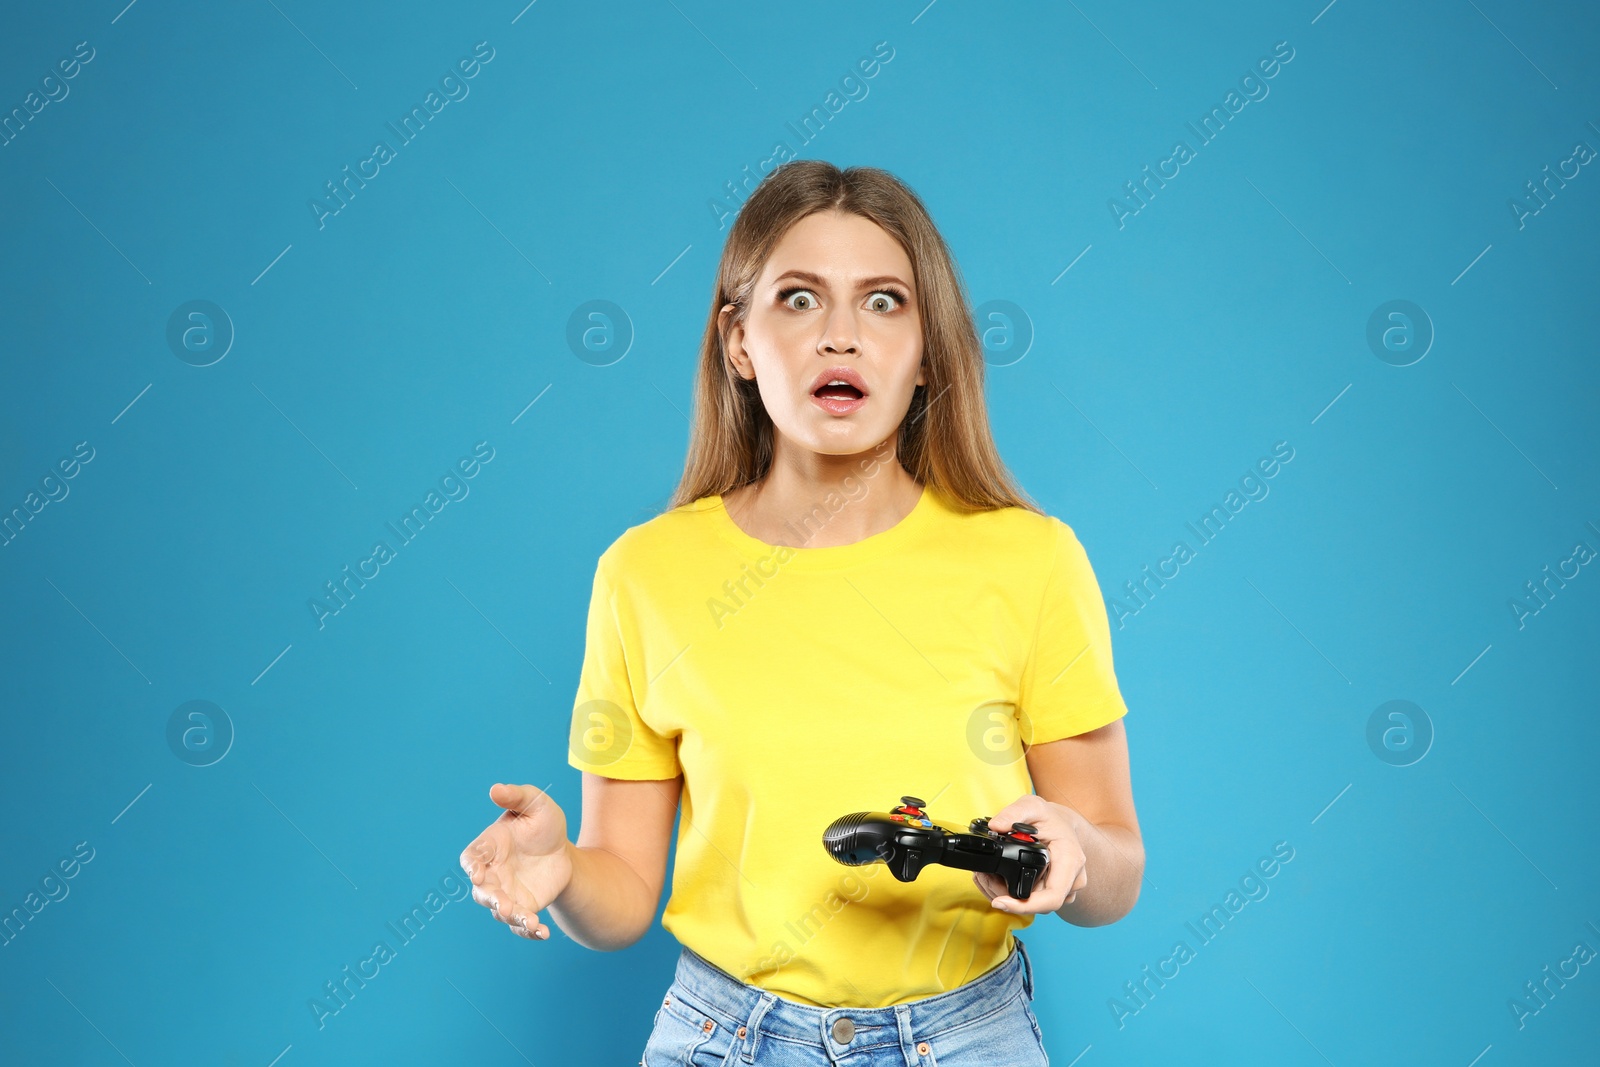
[459,160,1143,1065]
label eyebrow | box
[769,269,913,293]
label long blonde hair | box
[666,160,1040,516]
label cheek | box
[877,324,923,374]
[744,324,809,381]
[754,374,800,415]
[882,346,925,396]
[746,344,806,394]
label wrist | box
[551,838,580,905]
[1061,804,1089,845]
[1051,807,1089,919]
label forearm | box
[1055,811,1144,927]
[547,840,659,951]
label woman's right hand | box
[459,783,574,941]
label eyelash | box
[777,286,909,312]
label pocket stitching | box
[662,987,742,1032]
[644,996,715,1067]
[1020,994,1048,1063]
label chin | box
[802,430,890,458]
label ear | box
[720,303,755,381]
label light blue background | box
[2,1,1596,1064]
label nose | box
[818,304,861,356]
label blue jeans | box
[640,935,1049,1066]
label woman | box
[459,160,1143,1065]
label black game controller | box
[822,796,1051,901]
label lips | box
[809,367,869,400]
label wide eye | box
[867,290,903,313]
[781,288,818,311]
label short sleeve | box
[566,554,680,780]
[1018,519,1129,745]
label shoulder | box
[928,489,1078,562]
[926,493,1113,599]
[593,495,723,581]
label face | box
[722,209,925,464]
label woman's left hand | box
[972,795,1087,914]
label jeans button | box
[831,1017,855,1043]
[917,1041,931,1056]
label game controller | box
[822,796,1051,900]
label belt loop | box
[740,992,777,1062]
[1013,935,1036,1001]
[894,1004,917,1067]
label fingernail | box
[536,928,549,940]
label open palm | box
[458,783,573,940]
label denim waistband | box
[666,934,1035,1062]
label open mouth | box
[809,369,869,412]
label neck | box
[726,440,923,549]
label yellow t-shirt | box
[565,482,1128,1008]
